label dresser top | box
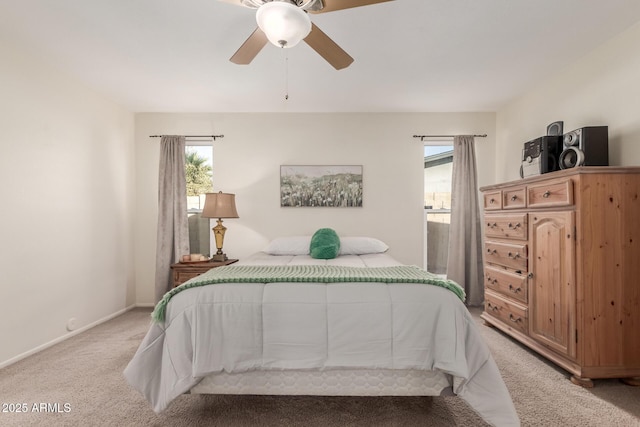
[481,166,640,191]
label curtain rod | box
[149,134,224,141]
[413,134,487,141]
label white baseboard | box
[0,304,150,370]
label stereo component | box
[559,126,608,169]
[520,135,563,178]
[546,121,564,136]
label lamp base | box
[211,253,228,262]
[211,219,229,262]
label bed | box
[124,235,519,426]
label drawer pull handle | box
[487,249,497,255]
[487,222,498,228]
[487,302,499,312]
[508,284,522,293]
[489,198,496,204]
[543,190,551,198]
[509,314,522,323]
[510,195,518,201]
[507,222,521,229]
[507,252,520,259]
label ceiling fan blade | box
[304,23,354,70]
[229,27,268,65]
[310,0,394,14]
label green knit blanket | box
[152,265,466,322]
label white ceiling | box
[3,0,640,113]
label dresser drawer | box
[502,187,527,209]
[527,179,573,208]
[485,240,527,270]
[485,291,528,335]
[483,190,502,210]
[484,265,528,304]
[484,213,528,240]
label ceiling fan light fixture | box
[256,1,312,48]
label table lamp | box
[201,191,239,261]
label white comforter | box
[124,253,519,426]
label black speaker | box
[520,135,563,178]
[559,126,608,169]
[547,121,564,136]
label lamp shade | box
[201,192,239,219]
[256,1,311,48]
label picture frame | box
[280,165,363,207]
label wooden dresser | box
[480,167,640,387]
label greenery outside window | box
[186,145,213,256]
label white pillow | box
[263,236,311,255]
[339,237,389,255]
[263,235,389,256]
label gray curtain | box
[446,135,484,306]
[155,135,190,302]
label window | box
[185,144,213,256]
[423,144,453,275]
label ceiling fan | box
[221,0,394,70]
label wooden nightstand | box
[170,259,238,288]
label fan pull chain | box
[284,50,289,101]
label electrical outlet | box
[66,317,78,331]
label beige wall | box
[0,38,135,367]
[134,112,496,304]
[496,20,640,183]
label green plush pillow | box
[310,228,341,259]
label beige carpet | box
[1,307,639,427]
